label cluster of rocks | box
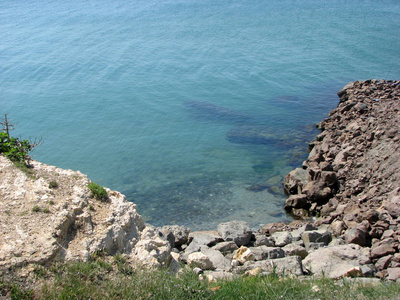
[158,220,381,281]
[283,79,400,279]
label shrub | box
[0,132,33,163]
[49,181,58,189]
[87,182,108,201]
[32,206,41,213]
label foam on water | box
[1,0,399,229]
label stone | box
[253,234,275,247]
[212,241,238,254]
[233,246,255,264]
[284,194,309,209]
[282,244,308,259]
[238,256,304,276]
[160,225,190,248]
[184,231,223,257]
[371,243,396,259]
[271,231,293,247]
[302,231,332,245]
[217,221,252,246]
[200,246,231,271]
[187,252,214,270]
[283,168,309,195]
[330,220,346,237]
[302,244,371,279]
[375,255,393,271]
[248,246,285,260]
[345,228,367,246]
[304,242,326,252]
[386,268,400,281]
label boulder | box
[302,244,371,279]
[233,246,255,264]
[184,231,223,257]
[217,221,252,246]
[200,246,231,271]
[160,225,190,248]
[248,246,285,260]
[253,234,275,247]
[237,256,303,276]
[283,168,309,195]
[345,228,367,247]
[282,244,308,259]
[187,252,214,270]
[284,194,309,210]
[212,241,238,254]
[271,231,293,247]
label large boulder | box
[283,168,309,195]
[302,244,371,278]
[217,221,252,246]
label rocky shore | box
[1,79,400,283]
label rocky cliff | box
[0,156,171,272]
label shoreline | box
[1,79,400,283]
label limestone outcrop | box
[0,156,170,271]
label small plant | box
[87,182,108,201]
[20,211,27,216]
[89,204,95,211]
[32,205,41,213]
[49,180,58,189]
[33,265,48,278]
[43,207,50,214]
[49,200,55,205]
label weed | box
[87,182,108,201]
[48,181,58,189]
[43,207,50,214]
[32,205,41,213]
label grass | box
[13,161,36,179]
[2,258,400,300]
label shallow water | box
[1,0,399,229]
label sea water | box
[1,0,399,230]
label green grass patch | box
[87,182,108,201]
[3,259,400,300]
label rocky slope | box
[0,156,171,274]
[1,79,400,282]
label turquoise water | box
[1,0,399,230]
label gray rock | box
[217,221,252,246]
[212,241,238,254]
[187,252,214,270]
[160,225,191,248]
[184,231,223,259]
[304,242,326,252]
[285,194,308,209]
[200,245,232,271]
[248,246,285,260]
[302,244,371,279]
[253,234,275,247]
[282,243,308,259]
[237,256,303,276]
[271,231,293,247]
[283,168,309,195]
[302,231,332,245]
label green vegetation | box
[87,182,108,201]
[32,205,41,213]
[2,258,400,300]
[0,131,33,163]
[49,180,59,189]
